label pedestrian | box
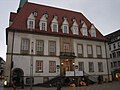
[56,81,61,90]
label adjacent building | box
[5,0,111,85]
[105,29,120,80]
[0,57,5,76]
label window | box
[110,54,112,58]
[72,26,78,35]
[36,40,44,55]
[118,42,120,48]
[113,43,116,49]
[49,41,56,55]
[63,43,70,52]
[98,62,103,72]
[36,60,43,72]
[49,61,56,73]
[118,61,120,67]
[21,38,30,54]
[28,21,34,29]
[78,62,84,71]
[96,46,102,58]
[39,14,47,31]
[87,45,93,57]
[82,27,88,36]
[41,22,46,30]
[111,62,113,68]
[113,61,117,67]
[63,25,68,34]
[90,29,96,37]
[89,62,94,72]
[52,23,58,32]
[112,52,116,58]
[27,13,35,30]
[109,45,111,50]
[77,44,83,57]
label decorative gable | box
[71,18,79,35]
[80,22,88,36]
[51,15,58,32]
[61,17,69,34]
[89,25,96,37]
[27,13,35,30]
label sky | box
[0,0,120,61]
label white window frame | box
[52,23,58,32]
[49,41,56,55]
[36,40,44,55]
[49,61,56,73]
[40,21,47,31]
[21,38,30,54]
[36,60,43,73]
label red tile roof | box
[8,2,106,41]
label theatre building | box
[5,0,111,85]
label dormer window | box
[39,13,48,31]
[80,22,88,36]
[71,18,78,35]
[27,13,35,30]
[51,15,58,32]
[61,17,69,34]
[89,25,96,37]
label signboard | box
[66,71,74,76]
[75,71,83,76]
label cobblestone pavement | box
[2,81,120,90]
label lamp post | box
[30,42,34,90]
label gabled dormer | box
[61,17,69,34]
[80,22,88,36]
[51,15,58,32]
[27,13,35,30]
[89,24,96,37]
[71,18,79,35]
[39,13,48,31]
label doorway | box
[61,59,74,75]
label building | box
[0,57,5,76]
[105,29,120,80]
[5,0,111,85]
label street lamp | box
[30,42,34,90]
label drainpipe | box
[104,42,110,82]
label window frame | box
[21,38,30,54]
[87,45,93,58]
[36,60,43,73]
[78,62,84,71]
[36,40,44,55]
[77,44,83,57]
[48,41,56,55]
[96,45,102,58]
[98,62,103,72]
[49,61,56,73]
[89,62,94,72]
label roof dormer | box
[80,22,88,36]
[71,18,79,35]
[61,17,69,34]
[89,24,96,37]
[27,13,35,30]
[51,15,58,32]
[39,13,48,31]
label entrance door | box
[61,59,74,75]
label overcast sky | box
[0,0,120,60]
